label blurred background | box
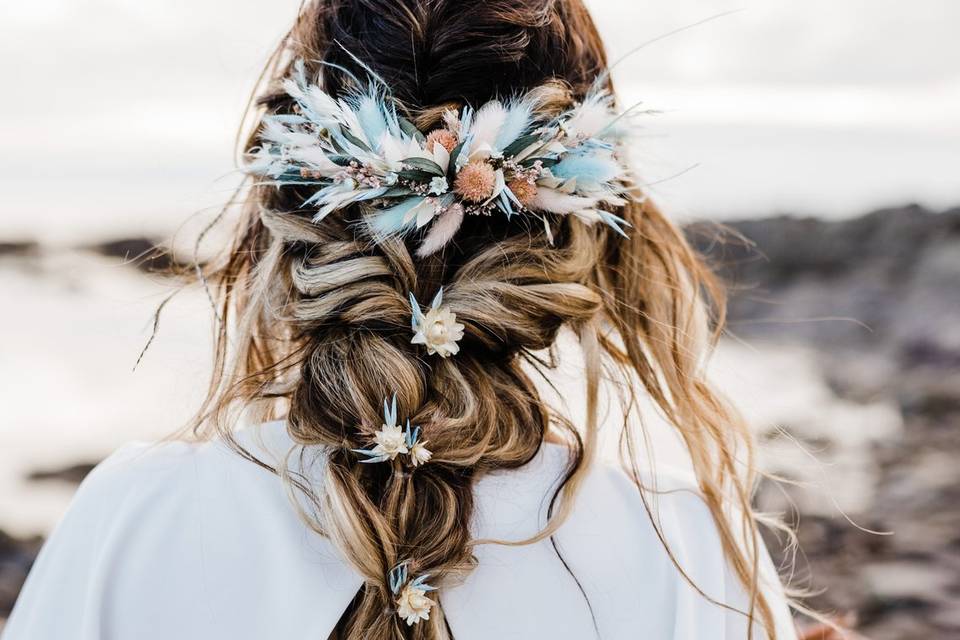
[1,1,958,637]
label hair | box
[186,1,790,638]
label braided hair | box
[188,1,785,638]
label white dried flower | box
[353,395,408,463]
[389,563,438,626]
[355,400,433,468]
[409,442,433,467]
[403,422,432,468]
[370,422,408,461]
[396,584,435,626]
[428,176,449,195]
[410,289,464,358]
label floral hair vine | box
[352,394,432,467]
[410,288,464,358]
[389,561,437,626]
[247,59,634,256]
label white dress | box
[4,420,797,639]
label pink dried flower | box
[507,178,538,207]
[425,129,458,154]
[454,161,496,203]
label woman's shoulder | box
[471,440,705,536]
[56,421,319,528]
[39,427,294,540]
[3,424,362,640]
[463,443,796,639]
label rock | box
[0,530,42,618]
[0,241,39,258]
[26,462,97,485]
[0,462,97,619]
[84,237,184,273]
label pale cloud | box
[589,0,960,85]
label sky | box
[1,0,958,241]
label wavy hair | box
[187,1,788,638]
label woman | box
[6,1,810,638]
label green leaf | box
[396,169,435,182]
[502,132,542,158]
[327,154,354,167]
[447,140,468,179]
[401,157,445,176]
[379,186,415,198]
[328,135,347,155]
[341,129,371,153]
[398,117,426,143]
[274,169,328,185]
[523,156,560,168]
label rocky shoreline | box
[693,204,960,639]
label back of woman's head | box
[195,1,783,638]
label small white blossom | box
[371,422,408,460]
[354,395,410,464]
[403,422,432,468]
[396,585,434,626]
[428,176,449,195]
[409,441,432,467]
[410,289,464,358]
[389,564,438,626]
[412,306,464,357]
